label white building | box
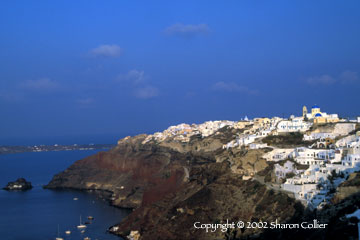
[303,132,337,141]
[238,134,259,146]
[345,136,360,154]
[277,117,311,132]
[258,129,272,137]
[342,154,360,167]
[291,147,336,165]
[263,149,293,161]
[274,161,298,178]
[336,135,357,148]
[249,143,268,149]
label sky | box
[0,0,360,141]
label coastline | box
[42,120,360,239]
[43,186,134,238]
[0,149,131,240]
[0,144,115,155]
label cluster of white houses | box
[141,120,249,144]
[220,105,359,209]
[134,104,360,209]
[274,106,359,209]
[267,133,360,209]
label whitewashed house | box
[249,143,268,149]
[277,117,311,133]
[336,135,357,147]
[274,161,297,178]
[346,137,360,154]
[342,154,360,167]
[263,149,293,161]
[238,134,259,146]
[292,147,335,165]
[303,132,337,141]
[258,129,272,137]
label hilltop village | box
[136,105,360,210]
[48,105,360,239]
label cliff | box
[112,162,304,240]
[45,125,360,239]
[332,171,360,204]
[45,134,197,208]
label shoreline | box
[43,186,133,238]
[0,144,116,155]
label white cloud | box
[306,71,358,85]
[164,23,210,37]
[19,78,59,91]
[212,81,258,95]
[90,44,122,57]
[0,92,23,102]
[117,70,160,99]
[133,86,159,99]
[117,69,146,85]
[340,70,358,84]
[306,75,336,85]
[77,98,94,105]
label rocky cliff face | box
[112,162,304,240]
[46,134,198,208]
[332,172,360,204]
[45,126,360,239]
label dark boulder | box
[3,178,33,191]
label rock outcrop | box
[3,178,32,191]
[111,162,304,240]
[45,134,197,208]
[332,171,360,204]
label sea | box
[0,136,132,240]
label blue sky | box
[0,0,359,140]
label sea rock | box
[3,178,32,191]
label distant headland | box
[0,143,115,155]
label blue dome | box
[315,113,322,117]
[312,105,320,109]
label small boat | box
[87,216,94,220]
[80,230,85,234]
[73,197,79,200]
[84,237,91,240]
[56,224,64,240]
[77,215,87,229]
[65,230,71,235]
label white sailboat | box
[55,224,64,240]
[77,215,87,229]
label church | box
[302,105,339,124]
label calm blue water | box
[0,150,131,240]
[0,133,137,146]
[0,134,122,146]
